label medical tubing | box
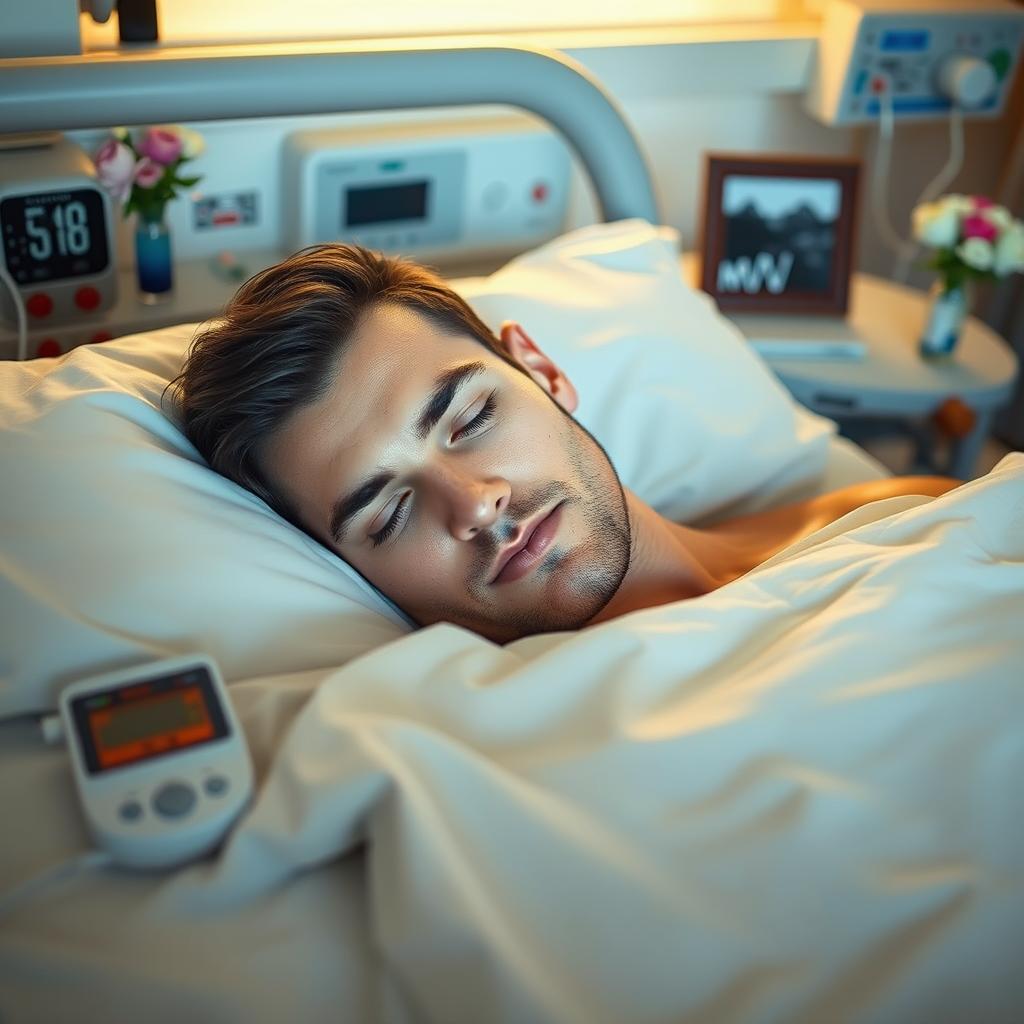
[870,80,918,268]
[0,262,28,362]
[0,849,113,919]
[893,101,966,281]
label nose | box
[431,465,511,541]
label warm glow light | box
[83,0,809,49]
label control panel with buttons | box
[806,0,1024,125]
[282,113,570,264]
[1,137,119,330]
[58,653,253,870]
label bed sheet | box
[2,454,1020,1024]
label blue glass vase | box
[135,212,174,303]
[919,281,969,359]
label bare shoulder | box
[824,475,963,508]
[706,475,963,560]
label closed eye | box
[369,493,409,547]
[452,392,496,443]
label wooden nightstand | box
[681,254,1019,479]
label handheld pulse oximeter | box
[57,654,253,870]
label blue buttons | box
[152,781,197,819]
[119,800,143,823]
[203,775,229,797]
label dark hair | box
[164,243,508,529]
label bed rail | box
[0,40,659,224]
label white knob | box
[937,55,997,109]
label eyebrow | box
[327,360,487,544]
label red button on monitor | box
[36,338,62,358]
[75,286,102,311]
[26,293,53,318]
[531,182,549,203]
[90,331,114,343]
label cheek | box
[350,530,465,604]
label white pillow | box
[0,219,833,719]
[0,325,412,720]
[457,219,835,524]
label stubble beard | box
[441,412,632,642]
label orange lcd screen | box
[89,687,214,769]
[71,666,229,775]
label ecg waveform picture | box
[717,175,840,296]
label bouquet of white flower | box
[912,194,1024,291]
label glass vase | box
[135,212,174,304]
[919,281,969,359]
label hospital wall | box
[70,40,1020,291]
[61,32,1021,389]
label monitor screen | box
[70,666,229,774]
[1,188,110,284]
[344,180,429,227]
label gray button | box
[152,781,197,819]
[119,800,143,822]
[204,775,229,797]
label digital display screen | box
[1,188,110,284]
[70,666,229,775]
[880,30,929,52]
[344,180,429,227]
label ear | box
[499,321,578,414]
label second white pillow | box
[455,219,835,523]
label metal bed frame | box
[0,39,659,225]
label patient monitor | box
[57,654,253,869]
[805,0,1024,125]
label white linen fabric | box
[0,219,836,720]
[2,455,1019,1024]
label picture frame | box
[698,153,861,316]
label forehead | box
[263,303,499,525]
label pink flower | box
[134,157,164,189]
[138,127,183,165]
[972,195,995,209]
[963,213,998,243]
[93,137,136,204]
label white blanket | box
[3,455,1023,1024]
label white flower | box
[941,194,974,215]
[912,201,960,248]
[980,204,1014,232]
[993,223,1024,276]
[164,124,205,158]
[955,236,995,271]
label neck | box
[587,489,746,626]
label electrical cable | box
[0,262,28,361]
[0,849,113,920]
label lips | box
[490,503,564,585]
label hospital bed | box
[2,42,1023,1024]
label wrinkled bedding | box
[2,454,1022,1024]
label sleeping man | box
[170,243,960,643]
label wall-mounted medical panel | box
[806,0,1024,125]
[282,115,570,264]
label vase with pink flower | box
[911,193,1024,359]
[93,125,204,304]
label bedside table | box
[680,254,1019,480]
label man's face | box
[260,302,630,643]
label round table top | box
[680,254,1019,409]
